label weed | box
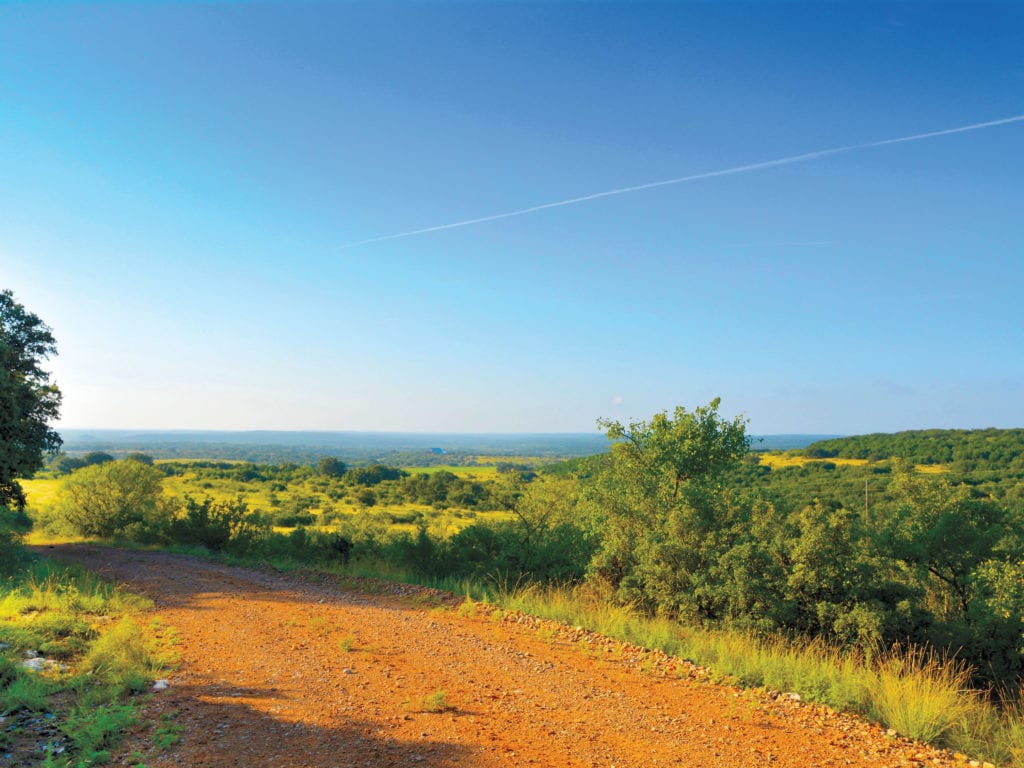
[456,598,478,618]
[866,647,978,745]
[0,672,51,713]
[406,689,450,713]
[82,617,161,696]
[61,702,138,758]
[152,712,183,750]
[338,634,356,652]
[535,626,556,643]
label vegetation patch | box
[0,559,173,766]
[405,689,450,713]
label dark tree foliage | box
[82,451,115,467]
[346,464,407,486]
[317,456,346,477]
[0,290,62,509]
[400,470,489,509]
[50,453,85,475]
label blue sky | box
[2,2,1022,434]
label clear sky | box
[2,2,1022,435]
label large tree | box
[591,399,750,616]
[0,290,62,510]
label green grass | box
[60,702,139,763]
[0,559,174,765]
[403,465,499,478]
[150,712,183,750]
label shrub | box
[58,460,166,538]
[169,495,268,553]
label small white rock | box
[152,679,170,691]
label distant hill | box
[54,429,841,466]
[54,429,611,466]
[804,428,1024,471]
[749,434,843,451]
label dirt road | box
[44,545,959,768]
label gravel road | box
[42,544,964,768]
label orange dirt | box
[45,544,966,768]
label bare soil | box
[43,544,967,767]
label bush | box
[57,460,166,538]
[271,511,315,527]
[168,495,268,553]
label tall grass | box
[495,580,1024,766]
[868,647,979,743]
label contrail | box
[341,114,1024,249]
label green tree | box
[0,290,62,509]
[50,453,85,475]
[590,399,749,615]
[597,398,749,505]
[347,464,405,486]
[81,451,115,467]
[58,460,167,538]
[317,456,346,477]
[355,488,377,507]
[883,462,1013,618]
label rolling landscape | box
[2,2,1023,767]
[5,424,1024,766]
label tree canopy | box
[591,399,750,615]
[58,459,166,538]
[0,290,62,509]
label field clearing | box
[19,477,60,507]
[756,453,950,475]
[160,474,277,509]
[757,453,870,469]
[403,464,499,478]
[914,463,951,474]
[472,454,545,465]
